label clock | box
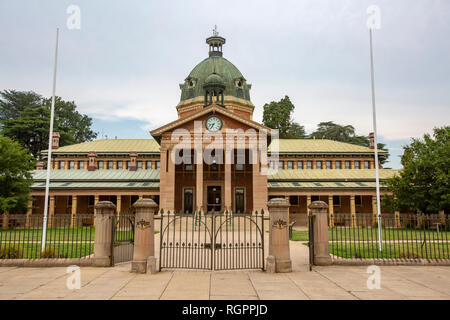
[205,116,222,132]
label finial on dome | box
[206,26,226,57]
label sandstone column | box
[394,211,401,228]
[266,198,292,273]
[93,201,116,267]
[131,198,158,274]
[309,201,332,266]
[439,210,445,225]
[2,211,9,230]
[328,195,334,227]
[25,199,33,229]
[48,196,55,228]
[70,195,77,228]
[224,148,232,212]
[350,195,356,227]
[93,195,99,227]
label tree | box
[0,136,35,212]
[310,121,389,164]
[262,95,306,139]
[382,126,450,214]
[0,90,97,159]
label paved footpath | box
[0,262,449,300]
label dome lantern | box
[206,25,226,57]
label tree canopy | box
[0,136,35,212]
[0,90,97,159]
[262,96,306,139]
[310,121,389,164]
[382,126,450,214]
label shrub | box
[0,245,24,259]
[41,247,59,258]
[399,250,420,259]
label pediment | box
[150,104,271,141]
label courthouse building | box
[27,33,398,226]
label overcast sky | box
[1,0,449,169]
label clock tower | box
[151,30,268,215]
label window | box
[269,161,274,170]
[59,161,65,170]
[98,160,104,170]
[289,196,299,205]
[355,161,360,169]
[185,164,193,171]
[127,161,131,169]
[316,161,322,170]
[78,160,84,170]
[345,161,351,169]
[235,188,245,213]
[137,161,143,170]
[69,161,74,170]
[333,195,341,206]
[88,196,95,206]
[278,161,284,169]
[107,161,113,169]
[156,161,160,169]
[118,161,123,169]
[364,161,370,169]
[311,196,319,202]
[307,161,313,169]
[335,161,341,169]
[355,195,362,206]
[297,161,303,170]
[326,160,332,169]
[287,161,293,169]
[146,161,152,169]
[235,163,244,171]
[68,196,72,206]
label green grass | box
[289,227,450,241]
[290,230,309,241]
[330,242,449,259]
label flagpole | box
[369,28,383,252]
[41,28,59,252]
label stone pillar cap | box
[308,200,329,209]
[133,198,158,208]
[267,198,290,208]
[94,201,116,210]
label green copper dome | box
[179,52,252,103]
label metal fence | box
[111,213,135,265]
[329,213,449,261]
[0,214,95,259]
[159,211,265,270]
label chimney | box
[369,132,375,149]
[129,152,138,171]
[52,132,60,149]
[36,161,44,170]
[88,151,97,171]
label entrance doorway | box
[207,186,221,212]
[183,188,193,213]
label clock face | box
[205,116,222,132]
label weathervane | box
[213,25,218,36]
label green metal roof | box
[268,169,399,181]
[43,139,160,154]
[268,181,385,190]
[268,139,387,154]
[32,169,160,182]
[180,56,251,102]
[31,181,160,190]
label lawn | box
[289,227,450,241]
[330,242,449,260]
